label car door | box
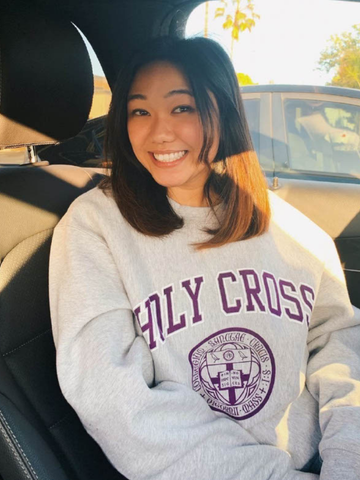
[272,90,360,182]
[242,91,273,174]
[270,91,360,308]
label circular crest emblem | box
[188,328,275,420]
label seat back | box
[0,165,125,480]
[0,5,126,479]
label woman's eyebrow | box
[164,89,194,98]
[128,93,146,102]
[127,89,194,102]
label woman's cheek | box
[178,120,203,148]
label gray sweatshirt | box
[49,187,360,480]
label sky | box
[85,0,360,86]
[186,0,360,85]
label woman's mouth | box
[152,150,187,163]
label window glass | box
[243,99,260,156]
[79,30,112,119]
[90,75,111,119]
[186,1,360,183]
[284,99,360,176]
[186,1,360,87]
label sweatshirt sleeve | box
[306,235,360,480]
[49,219,319,480]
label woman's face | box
[127,61,219,206]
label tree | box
[318,24,360,89]
[215,0,260,59]
[237,72,257,85]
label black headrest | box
[0,5,94,148]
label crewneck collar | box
[167,196,224,225]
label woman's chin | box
[151,174,186,189]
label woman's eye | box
[131,109,149,116]
[172,105,195,114]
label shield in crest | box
[205,343,255,406]
[190,328,275,420]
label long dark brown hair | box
[100,36,270,249]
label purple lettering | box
[239,269,266,312]
[262,272,281,317]
[134,304,156,350]
[164,285,186,335]
[217,272,242,314]
[133,305,141,325]
[145,293,164,347]
[300,284,315,326]
[182,276,204,324]
[279,280,303,323]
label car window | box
[243,98,260,156]
[284,99,360,176]
[79,30,111,120]
[186,1,360,87]
[186,1,360,184]
[90,75,111,119]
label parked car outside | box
[242,84,360,184]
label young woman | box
[49,37,360,480]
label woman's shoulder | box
[56,186,124,234]
[69,184,114,210]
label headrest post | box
[26,145,39,164]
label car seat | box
[0,6,126,480]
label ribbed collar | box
[167,196,224,228]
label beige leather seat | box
[0,5,125,480]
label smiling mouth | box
[152,150,187,163]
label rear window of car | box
[185,1,360,184]
[186,1,360,87]
[80,29,111,120]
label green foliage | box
[237,72,257,85]
[215,0,260,42]
[318,24,360,89]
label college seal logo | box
[189,328,275,420]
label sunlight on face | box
[127,62,219,206]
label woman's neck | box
[167,187,209,207]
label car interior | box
[0,0,359,479]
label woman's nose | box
[150,116,175,143]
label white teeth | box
[153,151,186,162]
